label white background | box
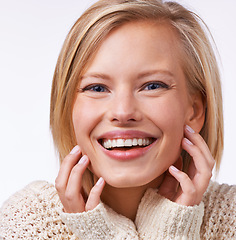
[0,0,235,206]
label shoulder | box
[0,181,77,239]
[201,181,236,239]
[1,180,60,210]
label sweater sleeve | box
[0,181,78,240]
[201,181,236,239]
[60,203,139,240]
[0,181,139,240]
[135,188,204,240]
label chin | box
[103,172,160,189]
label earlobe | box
[186,93,206,133]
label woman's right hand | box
[55,145,105,213]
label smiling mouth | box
[99,137,156,150]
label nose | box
[108,90,142,125]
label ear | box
[185,92,206,133]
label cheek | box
[72,98,103,147]
[72,100,92,141]
[161,101,186,141]
[145,96,187,129]
[146,97,187,157]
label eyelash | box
[80,84,108,93]
[141,81,170,91]
[80,81,170,93]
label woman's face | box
[72,21,194,188]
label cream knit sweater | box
[0,181,235,239]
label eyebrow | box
[81,70,174,80]
[81,73,111,80]
[137,70,174,79]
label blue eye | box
[82,84,108,92]
[143,82,169,91]
[90,85,106,92]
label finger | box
[158,156,182,196]
[182,138,211,174]
[182,138,212,199]
[55,145,82,194]
[64,155,90,213]
[85,177,105,211]
[184,125,215,168]
[169,165,197,206]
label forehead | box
[83,21,184,80]
[99,20,181,52]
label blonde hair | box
[50,0,223,190]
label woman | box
[1,0,235,239]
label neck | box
[100,177,163,221]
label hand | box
[55,145,105,213]
[158,125,215,206]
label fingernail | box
[185,125,195,133]
[184,137,193,145]
[70,145,80,154]
[170,165,179,172]
[96,177,104,186]
[78,155,88,164]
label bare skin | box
[55,125,214,219]
[99,174,164,220]
[55,21,214,220]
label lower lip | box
[99,140,157,161]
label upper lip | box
[97,130,157,140]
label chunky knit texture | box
[0,181,235,239]
[135,189,204,239]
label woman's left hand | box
[158,125,215,206]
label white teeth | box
[117,139,124,147]
[138,139,142,146]
[102,138,153,149]
[111,139,116,148]
[106,139,112,149]
[133,138,138,146]
[125,139,132,147]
